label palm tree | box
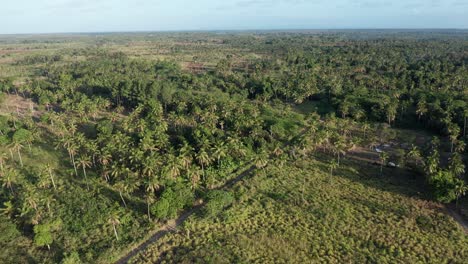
[449,153,465,178]
[9,140,24,167]
[463,109,468,138]
[195,148,211,183]
[108,213,121,241]
[64,140,79,177]
[179,142,194,169]
[145,176,160,220]
[426,150,440,175]
[254,150,269,173]
[212,141,227,166]
[332,138,346,166]
[2,167,18,194]
[114,181,128,208]
[416,99,428,121]
[328,159,338,182]
[454,140,466,153]
[187,165,201,190]
[76,155,92,190]
[85,141,99,166]
[0,152,8,175]
[43,164,57,190]
[448,124,460,153]
[380,151,389,176]
[455,182,468,209]
[362,122,371,138]
[166,154,182,179]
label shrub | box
[204,190,234,218]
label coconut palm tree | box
[195,148,211,183]
[76,155,92,190]
[10,140,24,167]
[328,159,338,182]
[212,141,227,166]
[380,151,389,176]
[449,153,465,178]
[114,181,128,208]
[455,182,468,209]
[108,213,121,241]
[2,167,18,194]
[43,164,57,190]
[0,152,8,175]
[254,150,269,173]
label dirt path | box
[114,128,307,264]
[445,205,468,234]
[115,164,257,264]
[115,127,468,264]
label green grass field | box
[130,155,467,263]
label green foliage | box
[61,252,82,264]
[152,183,194,220]
[204,190,234,218]
[34,224,54,247]
[0,32,467,263]
[429,170,461,203]
[130,157,468,263]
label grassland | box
[129,154,467,263]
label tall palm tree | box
[114,181,128,208]
[10,141,24,167]
[108,213,121,241]
[0,152,8,175]
[2,167,18,194]
[380,151,389,176]
[212,141,227,166]
[449,153,465,178]
[455,182,468,209]
[76,155,92,190]
[328,159,338,183]
[166,154,182,179]
[195,148,211,183]
[187,165,201,190]
[448,124,460,153]
[43,164,57,190]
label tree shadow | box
[311,152,431,200]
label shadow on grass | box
[310,152,431,200]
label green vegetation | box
[130,155,467,263]
[0,30,466,263]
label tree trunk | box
[17,148,23,167]
[464,117,467,138]
[49,169,57,190]
[113,224,119,240]
[147,202,151,220]
[82,166,90,190]
[71,153,78,177]
[119,191,127,208]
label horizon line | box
[1,28,468,36]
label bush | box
[152,183,194,220]
[429,170,459,203]
[204,190,234,218]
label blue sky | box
[1,0,467,34]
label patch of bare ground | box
[0,94,42,118]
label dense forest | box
[0,31,467,263]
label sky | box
[1,0,467,34]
